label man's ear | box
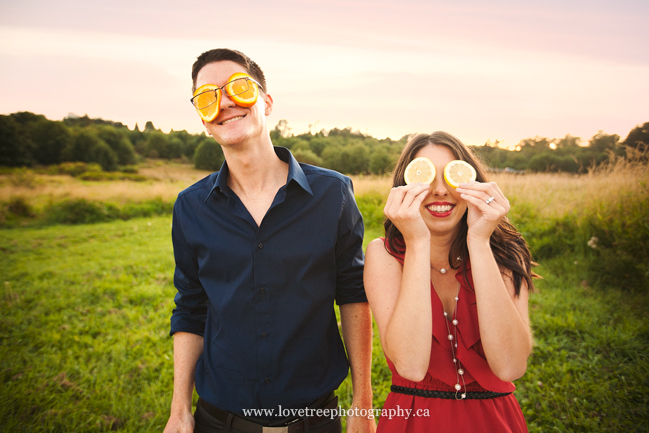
[264,93,273,116]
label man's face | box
[195,60,273,148]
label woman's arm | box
[364,184,433,382]
[457,181,532,381]
[468,241,532,381]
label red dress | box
[377,240,528,433]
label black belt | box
[391,385,512,400]
[197,393,338,433]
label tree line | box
[1,112,647,174]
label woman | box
[364,132,536,432]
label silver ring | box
[485,196,495,204]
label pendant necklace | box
[430,264,448,274]
[430,256,462,275]
[443,281,467,400]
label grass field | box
[1,160,648,432]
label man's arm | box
[163,332,204,433]
[166,201,208,432]
[340,302,376,433]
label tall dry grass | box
[492,161,648,219]
[0,163,211,210]
[2,160,646,217]
[353,159,649,220]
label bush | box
[45,199,121,225]
[54,162,103,177]
[0,197,36,224]
[8,168,40,189]
[77,171,146,181]
[584,189,649,291]
[121,199,173,219]
[5,197,35,218]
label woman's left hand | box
[456,181,510,242]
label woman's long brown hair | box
[384,132,538,295]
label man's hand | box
[346,406,377,433]
[163,410,195,433]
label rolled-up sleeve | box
[334,177,367,305]
[170,198,208,336]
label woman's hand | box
[383,184,431,243]
[456,181,510,243]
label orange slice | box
[225,72,258,107]
[444,160,477,188]
[404,157,436,185]
[193,84,221,122]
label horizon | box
[1,0,647,149]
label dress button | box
[257,243,263,249]
[264,377,270,384]
[261,332,267,338]
[259,287,266,293]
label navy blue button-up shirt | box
[170,147,366,415]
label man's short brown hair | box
[191,48,267,94]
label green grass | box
[1,217,176,432]
[2,211,648,431]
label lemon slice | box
[226,72,259,107]
[444,160,477,188]
[404,157,436,185]
[193,84,221,122]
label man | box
[164,49,375,433]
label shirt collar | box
[205,146,313,202]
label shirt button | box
[257,243,263,249]
[261,332,267,338]
[259,287,265,294]
[264,377,270,384]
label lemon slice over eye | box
[226,72,259,107]
[193,84,221,122]
[404,157,436,185]
[444,160,477,188]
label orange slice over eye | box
[404,157,436,185]
[193,84,221,122]
[226,72,259,107]
[444,160,477,188]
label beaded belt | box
[391,385,512,400]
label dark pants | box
[193,398,342,433]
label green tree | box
[62,129,118,171]
[89,141,119,171]
[30,120,72,166]
[194,140,224,171]
[144,132,169,159]
[555,134,581,149]
[339,143,370,174]
[589,131,619,152]
[292,149,323,166]
[369,146,393,174]
[96,126,136,165]
[0,115,34,166]
[623,122,649,153]
[309,137,329,156]
[321,144,344,172]
[166,137,185,159]
[144,121,157,132]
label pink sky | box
[1,0,647,148]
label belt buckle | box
[262,427,289,433]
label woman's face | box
[413,144,468,237]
